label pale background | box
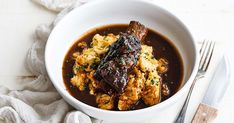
[0,0,234,123]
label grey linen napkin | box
[0,0,106,123]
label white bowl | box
[45,0,199,122]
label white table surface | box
[0,0,234,123]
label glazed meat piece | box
[94,34,141,93]
[126,21,148,41]
[94,21,147,93]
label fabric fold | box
[0,0,100,123]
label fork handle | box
[192,103,218,123]
[174,75,202,123]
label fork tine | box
[200,41,212,70]
[199,40,206,54]
[202,41,215,71]
[199,41,209,69]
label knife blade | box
[192,55,231,123]
[202,55,231,107]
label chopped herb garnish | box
[119,57,126,65]
[93,58,99,62]
[83,84,87,90]
[91,64,98,69]
[81,66,86,70]
[144,52,149,56]
[66,73,73,78]
[73,66,80,71]
[133,58,137,64]
[151,79,159,85]
[73,65,87,71]
[103,36,108,41]
[128,46,133,51]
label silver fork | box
[174,40,215,123]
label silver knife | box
[192,55,231,123]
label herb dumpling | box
[75,34,118,66]
[138,45,162,106]
[92,34,119,55]
[71,73,87,91]
[76,48,99,65]
[138,45,158,72]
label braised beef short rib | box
[94,21,148,94]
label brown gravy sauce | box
[62,24,184,110]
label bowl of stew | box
[45,0,199,122]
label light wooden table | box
[0,0,233,123]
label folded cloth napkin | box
[0,0,106,123]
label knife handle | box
[192,103,218,123]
